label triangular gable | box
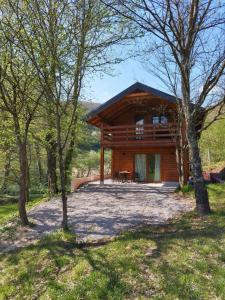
[87,82,176,120]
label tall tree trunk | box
[35,143,44,184]
[181,66,210,215]
[56,115,68,231]
[176,144,185,188]
[58,146,68,231]
[45,133,58,196]
[64,129,76,187]
[26,143,31,202]
[0,151,11,194]
[86,167,91,177]
[187,120,210,214]
[176,113,185,188]
[18,142,29,225]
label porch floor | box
[89,179,179,189]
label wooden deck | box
[101,123,178,148]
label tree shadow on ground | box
[1,208,225,299]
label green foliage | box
[179,184,194,194]
[73,149,111,178]
[1,184,225,299]
[200,117,225,167]
[0,195,47,226]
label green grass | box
[0,194,47,226]
[0,184,225,299]
[178,183,194,194]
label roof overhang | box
[87,82,178,127]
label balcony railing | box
[102,123,178,147]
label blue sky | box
[86,58,170,104]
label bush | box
[180,184,194,194]
[29,183,48,195]
[6,185,20,196]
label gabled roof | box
[87,82,177,121]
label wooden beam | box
[124,92,150,98]
[100,145,104,185]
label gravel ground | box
[0,181,193,252]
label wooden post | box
[100,124,104,185]
[100,146,104,185]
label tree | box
[4,0,134,230]
[0,23,43,224]
[102,0,225,214]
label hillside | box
[80,101,101,113]
[200,107,225,168]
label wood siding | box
[112,147,180,182]
[111,102,175,126]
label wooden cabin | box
[87,82,189,184]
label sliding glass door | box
[147,154,161,182]
[135,153,161,182]
[135,154,146,181]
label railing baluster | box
[102,123,179,145]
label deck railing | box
[102,123,178,146]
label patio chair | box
[113,171,121,182]
[133,172,140,182]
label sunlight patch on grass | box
[1,184,225,299]
[0,195,48,226]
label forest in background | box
[0,101,109,197]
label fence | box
[71,174,111,192]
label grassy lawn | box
[0,184,225,299]
[0,194,47,226]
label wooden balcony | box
[101,123,178,148]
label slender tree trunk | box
[18,142,29,225]
[64,129,75,187]
[176,114,185,188]
[176,144,185,188]
[86,167,91,177]
[56,115,68,231]
[26,144,31,203]
[46,133,58,196]
[187,120,211,214]
[58,146,68,231]
[0,151,11,194]
[35,143,44,184]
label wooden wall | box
[112,147,182,182]
[111,105,175,126]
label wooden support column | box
[100,124,104,185]
[100,146,104,185]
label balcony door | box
[135,115,144,139]
[135,153,161,182]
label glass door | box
[148,154,161,182]
[135,154,146,181]
[135,115,144,140]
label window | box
[161,116,168,124]
[152,116,160,124]
[152,115,168,124]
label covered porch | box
[100,147,180,184]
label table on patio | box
[119,171,131,183]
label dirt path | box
[0,182,193,252]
